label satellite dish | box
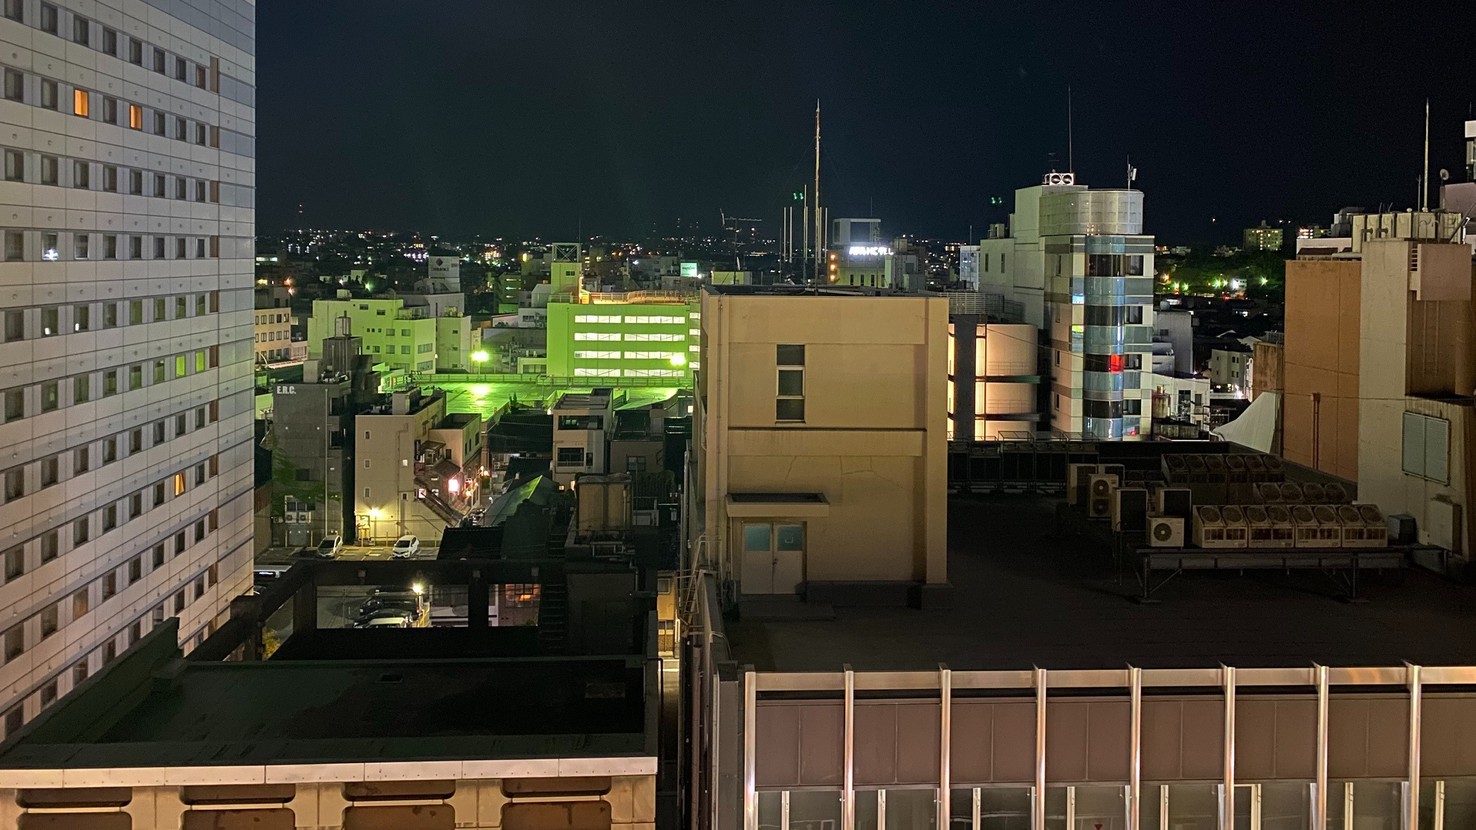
[1439,168,1450,182]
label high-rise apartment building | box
[0,0,255,735]
[979,177,1156,439]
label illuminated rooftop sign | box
[847,245,891,257]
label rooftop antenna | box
[814,100,822,285]
[1067,85,1074,173]
[1421,98,1430,211]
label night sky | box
[258,2,1475,244]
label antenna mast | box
[814,100,822,284]
[1421,98,1430,211]
[1067,85,1074,173]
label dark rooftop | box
[728,494,1476,672]
[0,636,648,770]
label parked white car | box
[391,535,420,559]
[315,534,343,559]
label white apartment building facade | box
[979,177,1156,439]
[0,0,255,736]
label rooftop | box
[703,284,937,299]
[0,625,649,772]
[727,494,1476,673]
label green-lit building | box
[307,295,474,373]
[545,294,700,384]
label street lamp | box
[471,350,489,376]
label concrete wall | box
[700,291,948,590]
[1283,259,1362,482]
[0,775,656,830]
[1357,240,1476,557]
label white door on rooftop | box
[740,522,805,595]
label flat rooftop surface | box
[0,657,647,769]
[728,495,1476,672]
[437,380,677,419]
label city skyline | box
[258,1,1474,242]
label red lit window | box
[1108,354,1125,373]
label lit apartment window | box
[776,344,805,422]
[128,103,142,130]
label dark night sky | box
[257,1,1475,244]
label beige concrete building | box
[252,305,290,364]
[356,389,481,543]
[1282,258,1362,482]
[693,286,948,605]
[1357,237,1476,558]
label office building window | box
[40,155,57,185]
[38,3,56,34]
[3,309,21,341]
[101,27,117,56]
[2,0,21,23]
[1,69,20,102]
[4,231,22,262]
[39,79,56,110]
[4,149,22,182]
[128,38,142,65]
[776,344,805,422]
[3,389,21,422]
[102,165,117,192]
[71,15,88,45]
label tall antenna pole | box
[801,184,809,278]
[1421,97,1431,211]
[1067,85,1074,173]
[814,100,823,284]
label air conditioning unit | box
[1156,487,1193,519]
[1256,482,1283,504]
[1356,504,1388,548]
[1244,454,1268,482]
[1218,506,1250,548]
[1279,483,1305,504]
[1262,455,1285,481]
[1204,454,1228,482]
[1088,474,1119,519]
[1302,482,1327,504]
[1225,454,1248,483]
[1310,502,1346,546]
[1323,482,1351,504]
[1193,506,1227,548]
[1147,514,1185,548]
[1244,505,1275,548]
[1112,487,1149,533]
[1265,506,1296,548]
[1066,463,1099,507]
[1162,455,1189,484]
[1338,504,1387,548]
[1185,455,1208,483]
[1101,464,1126,485]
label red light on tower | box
[1108,354,1125,373]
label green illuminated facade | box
[545,298,700,384]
